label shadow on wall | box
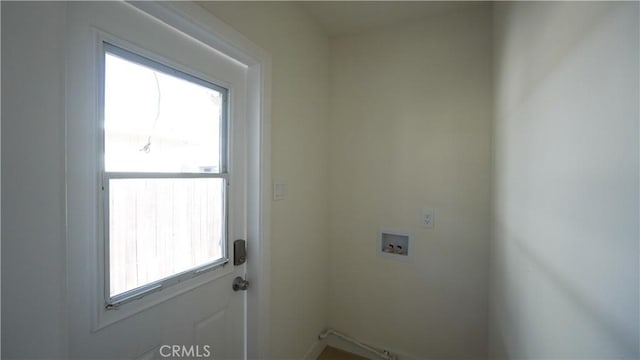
[492,221,637,356]
[491,1,639,357]
[495,1,614,117]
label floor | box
[317,346,368,360]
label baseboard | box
[302,337,327,360]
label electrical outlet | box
[421,208,434,229]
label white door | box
[66,2,249,358]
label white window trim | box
[88,30,246,327]
[101,41,233,308]
[98,41,230,310]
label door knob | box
[232,276,249,291]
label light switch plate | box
[273,180,286,201]
[421,208,434,229]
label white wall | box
[327,5,493,358]
[197,3,331,359]
[490,2,639,358]
[1,2,68,358]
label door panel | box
[66,2,248,358]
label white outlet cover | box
[421,208,434,229]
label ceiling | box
[298,1,479,37]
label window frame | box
[100,41,231,309]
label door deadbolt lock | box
[234,239,247,265]
[232,276,249,291]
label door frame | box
[107,2,272,358]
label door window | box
[102,43,229,306]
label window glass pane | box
[104,51,224,173]
[108,178,225,297]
